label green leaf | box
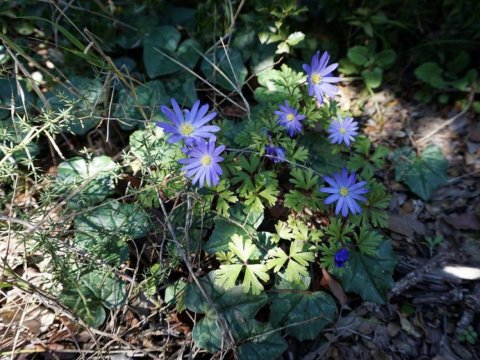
[375,49,396,69]
[393,145,448,200]
[254,64,304,103]
[204,204,263,253]
[290,168,318,190]
[362,67,383,89]
[276,41,290,54]
[216,235,269,295]
[59,284,105,328]
[355,225,383,256]
[237,321,287,360]
[200,48,247,91]
[143,26,202,78]
[285,31,305,46]
[267,240,314,284]
[59,269,126,327]
[269,291,336,341]
[335,240,395,304]
[129,127,182,170]
[414,62,446,89]
[447,52,469,75]
[47,76,104,135]
[81,270,127,309]
[165,280,187,312]
[74,200,151,264]
[56,156,117,207]
[162,72,197,107]
[339,58,359,75]
[114,80,169,130]
[299,134,346,174]
[347,46,369,66]
[186,272,268,352]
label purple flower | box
[320,169,368,217]
[265,144,286,163]
[303,51,341,104]
[274,101,305,137]
[334,248,350,268]
[157,99,219,146]
[327,115,359,146]
[178,139,225,187]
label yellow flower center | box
[286,113,295,122]
[180,123,194,136]
[340,187,349,196]
[339,127,347,134]
[200,155,212,166]
[311,73,321,84]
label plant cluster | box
[8,0,475,357]
[128,50,395,355]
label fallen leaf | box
[388,214,425,237]
[442,213,480,231]
[322,268,348,305]
[398,312,422,338]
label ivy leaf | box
[74,200,150,264]
[237,321,287,360]
[393,145,448,200]
[165,280,187,312]
[269,291,336,341]
[185,272,269,353]
[114,80,169,130]
[200,48,247,91]
[56,156,117,207]
[59,269,126,327]
[299,134,346,174]
[204,204,262,253]
[335,240,395,304]
[143,26,202,77]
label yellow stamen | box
[311,73,321,84]
[339,127,347,134]
[286,113,295,121]
[180,123,194,136]
[340,187,349,196]
[201,155,212,166]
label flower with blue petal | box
[334,248,350,268]
[178,139,225,188]
[303,51,341,104]
[274,101,305,137]
[157,99,219,146]
[320,169,368,217]
[327,115,359,146]
[265,144,286,163]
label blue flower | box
[157,99,219,146]
[274,101,305,137]
[334,248,350,268]
[178,139,225,188]
[303,51,340,104]
[320,169,368,217]
[265,144,286,163]
[327,115,359,146]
